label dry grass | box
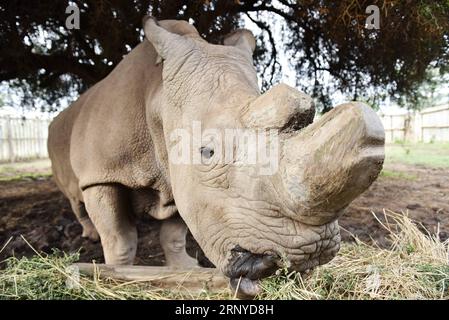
[0,237,231,300]
[259,210,449,300]
[1,211,448,300]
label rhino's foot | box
[160,217,198,268]
[80,218,100,242]
[81,225,100,242]
[165,253,199,269]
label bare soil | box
[0,163,448,267]
[341,163,449,245]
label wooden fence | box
[0,115,51,162]
[1,103,448,163]
[379,104,449,143]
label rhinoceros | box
[48,16,385,297]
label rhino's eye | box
[200,147,214,159]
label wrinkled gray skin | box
[48,17,384,298]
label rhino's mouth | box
[230,277,262,299]
[229,268,315,299]
[226,246,279,278]
[224,230,340,299]
[225,246,278,299]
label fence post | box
[415,111,422,143]
[6,116,15,163]
[390,115,393,142]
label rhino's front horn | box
[280,102,385,225]
[241,83,315,130]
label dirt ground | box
[0,161,448,267]
[341,163,449,245]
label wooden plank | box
[72,263,229,293]
[421,125,449,129]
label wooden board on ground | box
[72,263,229,294]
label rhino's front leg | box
[83,184,137,265]
[160,217,198,268]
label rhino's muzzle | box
[225,246,278,298]
[226,246,279,279]
[229,277,261,299]
[225,242,335,299]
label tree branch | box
[245,13,279,88]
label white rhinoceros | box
[48,17,385,297]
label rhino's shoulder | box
[68,42,165,190]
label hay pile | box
[1,211,448,300]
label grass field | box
[0,159,51,181]
[385,142,449,168]
[380,169,417,180]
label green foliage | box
[396,68,449,110]
[418,264,449,294]
[0,250,81,300]
[0,1,448,111]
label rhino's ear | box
[143,16,189,64]
[223,29,256,56]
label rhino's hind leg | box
[69,199,99,241]
[83,184,137,265]
[160,217,198,268]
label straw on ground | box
[0,211,448,300]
